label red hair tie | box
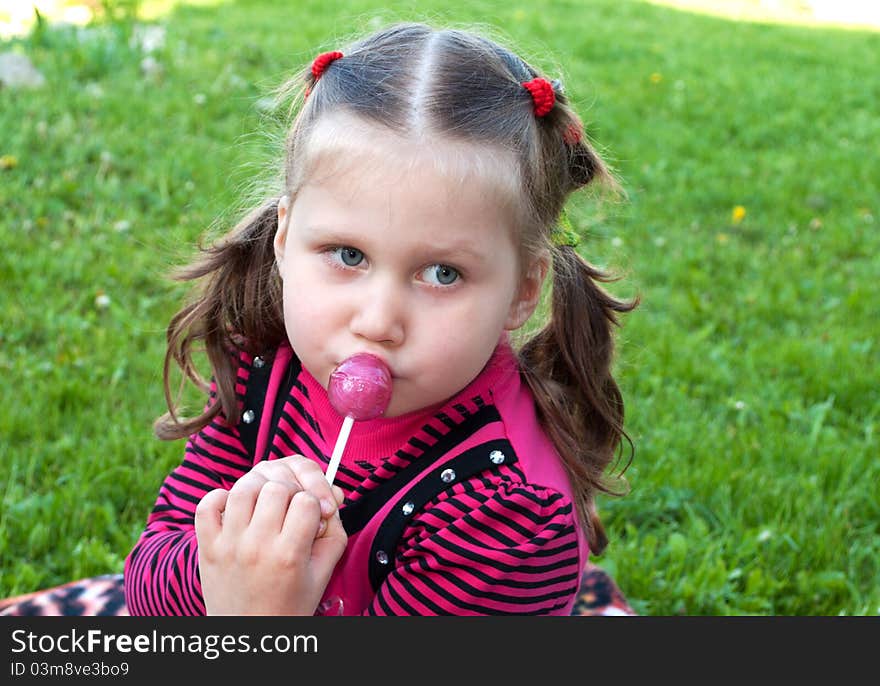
[305,51,343,98]
[563,122,583,146]
[522,77,555,117]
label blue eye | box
[423,264,459,286]
[335,247,364,266]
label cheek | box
[281,270,336,335]
[410,304,503,372]
[421,289,510,341]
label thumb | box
[310,512,347,578]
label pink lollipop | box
[324,353,392,484]
[328,353,393,421]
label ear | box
[274,195,291,269]
[505,251,550,331]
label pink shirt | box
[124,340,588,615]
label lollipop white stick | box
[325,415,353,486]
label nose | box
[348,274,405,346]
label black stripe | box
[412,550,579,591]
[393,559,564,615]
[204,420,247,444]
[148,513,195,526]
[176,545,201,616]
[370,586,395,615]
[449,513,534,547]
[394,448,418,461]
[408,437,431,453]
[259,356,300,462]
[176,456,233,485]
[193,430,248,461]
[437,412,457,429]
[392,569,448,615]
[285,393,322,436]
[431,534,579,569]
[440,491,479,517]
[188,441,249,473]
[459,499,573,540]
[158,482,202,507]
[409,555,579,605]
[423,425,443,441]
[268,427,304,461]
[385,584,429,615]
[504,487,570,512]
[372,459,407,478]
[165,471,218,497]
[411,488,494,534]
[275,406,325,461]
[238,353,272,460]
[444,516,575,554]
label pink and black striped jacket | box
[124,340,588,615]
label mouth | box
[333,353,396,379]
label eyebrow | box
[302,224,488,262]
[429,242,487,263]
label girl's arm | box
[124,404,253,616]
[363,480,583,616]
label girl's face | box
[274,125,547,418]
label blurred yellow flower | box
[732,205,746,224]
[0,154,18,170]
[716,232,729,244]
[650,72,663,84]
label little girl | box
[124,21,637,616]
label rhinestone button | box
[401,501,415,516]
[242,409,256,424]
[489,449,506,464]
[253,356,265,368]
[440,468,456,483]
[375,550,389,565]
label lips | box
[334,354,396,378]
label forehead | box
[292,112,523,217]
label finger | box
[195,488,229,546]
[331,485,345,507]
[250,480,298,535]
[285,455,341,517]
[251,459,305,493]
[310,512,348,578]
[223,471,267,534]
[280,491,323,558]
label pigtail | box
[519,245,638,554]
[555,105,619,195]
[566,133,604,189]
[155,200,286,440]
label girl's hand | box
[241,454,345,522]
[194,456,348,615]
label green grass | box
[1,0,878,615]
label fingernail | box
[320,498,335,516]
[318,519,327,536]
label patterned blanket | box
[0,564,634,616]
